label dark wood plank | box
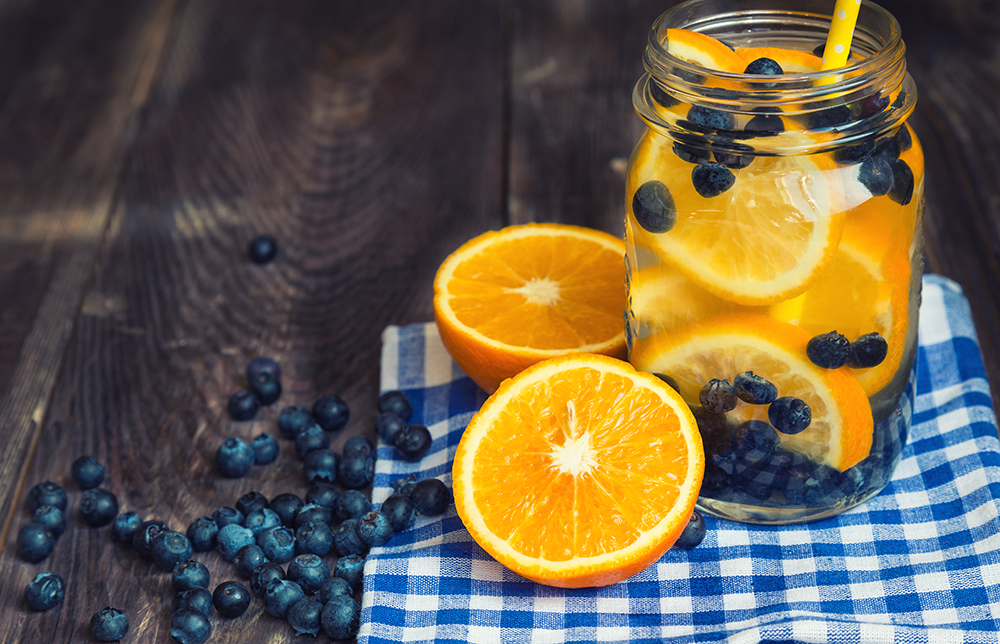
[0,0,504,641]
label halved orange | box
[433,223,627,394]
[664,28,745,73]
[453,353,704,588]
[630,313,873,471]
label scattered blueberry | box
[699,379,738,414]
[304,449,340,483]
[768,397,812,434]
[172,587,214,616]
[213,580,252,618]
[113,510,143,544]
[849,332,889,368]
[246,356,281,382]
[216,437,255,477]
[380,494,416,533]
[320,576,353,604]
[733,371,778,405]
[248,235,277,264]
[744,57,782,76]
[686,105,736,132]
[733,420,780,459]
[411,478,452,516]
[24,571,65,611]
[287,597,324,636]
[888,159,914,205]
[358,511,394,547]
[227,390,259,421]
[212,506,244,529]
[394,423,432,461]
[91,607,129,642]
[673,511,707,549]
[28,481,67,512]
[304,481,340,512]
[858,155,894,197]
[378,390,413,421]
[391,474,419,497]
[287,553,331,594]
[71,455,106,490]
[691,162,735,198]
[249,561,285,597]
[258,526,297,563]
[295,424,330,459]
[251,433,280,464]
[333,519,367,556]
[32,505,66,539]
[173,559,211,592]
[268,493,304,527]
[375,412,406,445]
[17,523,54,563]
[313,394,350,432]
[170,608,212,644]
[334,553,366,590]
[321,595,361,640]
[344,435,375,456]
[263,578,305,618]
[807,331,852,369]
[151,530,194,571]
[249,372,282,405]
[236,490,269,516]
[278,405,314,439]
[132,519,169,559]
[217,523,255,561]
[294,503,333,529]
[243,507,281,536]
[186,516,219,552]
[234,544,269,578]
[338,450,375,489]
[333,489,372,521]
[80,488,119,527]
[632,180,677,233]
[295,521,334,557]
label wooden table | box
[1,1,997,641]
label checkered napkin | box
[358,274,1000,644]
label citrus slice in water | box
[664,28,746,73]
[737,46,824,73]
[453,353,704,588]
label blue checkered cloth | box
[358,274,1000,644]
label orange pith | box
[453,353,704,588]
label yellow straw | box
[820,0,862,71]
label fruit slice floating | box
[433,223,626,394]
[663,28,746,73]
[627,130,846,305]
[452,353,704,588]
[630,313,873,471]
[737,47,824,73]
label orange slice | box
[737,47,823,73]
[631,313,873,471]
[433,223,627,394]
[664,28,746,73]
[453,353,704,588]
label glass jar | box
[624,0,924,523]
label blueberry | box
[699,379,738,414]
[672,141,712,164]
[287,553,331,594]
[312,393,350,432]
[673,511,707,549]
[744,57,782,76]
[691,162,735,198]
[744,113,784,135]
[251,433,280,464]
[295,424,330,459]
[344,434,376,456]
[858,155,894,197]
[380,494,416,533]
[32,505,66,539]
[394,423,432,461]
[378,390,413,421]
[849,332,889,368]
[24,572,65,611]
[858,92,890,118]
[172,587,213,616]
[833,138,876,165]
[28,481,67,512]
[358,511,394,547]
[304,481,340,512]
[334,553,366,590]
[249,372,282,405]
[278,405,315,439]
[91,607,129,642]
[411,478,452,516]
[186,516,218,552]
[338,450,375,489]
[263,578,305,618]
[808,104,853,130]
[334,489,372,521]
[712,140,754,169]
[151,530,194,571]
[227,390,259,421]
[375,412,407,445]
[249,561,285,597]
[768,397,812,434]
[113,510,143,544]
[268,492,304,527]
[173,559,211,592]
[71,455,106,490]
[216,437,255,477]
[212,506,244,529]
[321,595,361,640]
[294,503,333,529]
[632,180,677,233]
[333,518,367,556]
[170,608,212,644]
[320,576,353,604]
[257,526,296,563]
[874,134,901,162]
[213,580,252,618]
[686,105,736,132]
[287,597,324,636]
[391,474,419,497]
[295,521,334,557]
[649,79,679,108]
[132,519,169,559]
[806,331,852,369]
[894,125,912,152]
[234,544,269,578]
[236,490,269,516]
[246,356,281,382]
[701,462,730,492]
[304,449,340,483]
[248,235,277,264]
[217,524,255,561]
[243,507,281,536]
[80,488,119,527]
[733,420,780,459]
[17,523,54,563]
[888,159,914,205]
[733,371,778,405]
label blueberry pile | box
[835,125,915,205]
[806,330,888,370]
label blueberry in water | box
[699,379,738,414]
[249,372,281,405]
[212,506,244,529]
[338,450,375,489]
[691,162,735,198]
[227,390,259,421]
[151,530,194,571]
[334,554,366,590]
[713,141,754,170]
[744,113,784,135]
[287,553,331,594]
[295,521,334,557]
[378,390,413,420]
[32,505,66,539]
[768,397,812,434]
[320,576,353,604]
[268,492,304,527]
[894,124,912,152]
[258,525,296,563]
[132,519,169,559]
[295,424,330,459]
[672,511,707,549]
[849,332,889,368]
[744,57,783,76]
[237,490,269,517]
[287,597,324,636]
[411,478,452,516]
[304,448,340,483]
[71,455,106,490]
[172,587,214,616]
[333,519,368,556]
[173,559,211,592]
[304,480,340,512]
[250,432,279,464]
[248,235,277,264]
[313,394,350,431]
[858,155,894,197]
[80,488,119,527]
[833,138,876,165]
[234,544,269,578]
[380,494,416,533]
[733,371,778,405]
[217,524,255,561]
[858,92,890,118]
[113,510,143,544]
[733,420,780,459]
[321,595,361,640]
[216,437,255,477]
[334,489,372,521]
[808,104,853,130]
[243,507,281,536]
[692,406,730,458]
[24,571,65,611]
[874,134,901,162]
[888,159,914,205]
[278,405,314,439]
[649,79,679,108]
[358,511,394,547]
[375,412,406,445]
[686,105,736,132]
[28,481,67,512]
[395,423,432,461]
[263,579,305,619]
[170,608,212,644]
[91,607,129,642]
[632,180,677,233]
[701,462,730,492]
[672,142,712,164]
[806,331,852,369]
[250,561,285,597]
